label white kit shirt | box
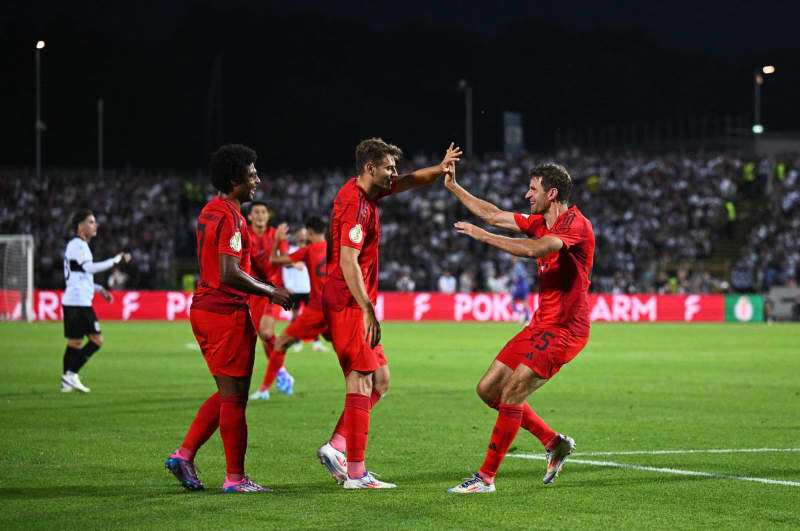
[282,245,311,294]
[62,237,116,306]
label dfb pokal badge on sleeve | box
[349,224,364,244]
[229,231,242,252]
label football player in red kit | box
[316,138,462,489]
[445,163,595,493]
[165,144,293,493]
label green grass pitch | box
[1,321,798,529]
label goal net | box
[0,235,34,322]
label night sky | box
[3,0,798,170]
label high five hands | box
[441,142,462,186]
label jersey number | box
[534,331,555,351]
[315,257,328,278]
[197,222,207,275]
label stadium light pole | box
[458,79,474,159]
[753,65,775,135]
[35,40,46,178]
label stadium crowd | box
[1,149,797,294]
[0,169,184,290]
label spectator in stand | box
[438,270,456,294]
[459,269,475,293]
[2,151,797,295]
[487,270,509,294]
[108,266,129,290]
[396,271,415,292]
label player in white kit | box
[61,209,132,393]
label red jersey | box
[288,240,327,311]
[248,226,289,287]
[514,206,595,337]
[323,178,395,311]
[191,196,251,313]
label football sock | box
[219,393,248,476]
[344,393,371,478]
[370,388,382,408]
[545,434,561,451]
[180,391,221,460]
[72,341,100,373]
[329,389,382,453]
[262,351,286,389]
[478,404,523,484]
[329,431,346,453]
[260,345,284,392]
[348,460,366,480]
[521,403,557,447]
[486,398,553,448]
[63,346,81,373]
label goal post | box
[0,235,34,322]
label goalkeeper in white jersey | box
[61,209,131,393]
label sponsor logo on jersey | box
[349,224,364,244]
[230,231,242,252]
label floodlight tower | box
[753,65,775,135]
[35,40,46,177]
[458,79,474,159]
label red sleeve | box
[288,246,309,263]
[217,212,244,259]
[339,202,366,251]
[279,240,289,253]
[514,213,540,237]
[550,211,585,249]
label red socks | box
[219,394,248,475]
[180,392,221,460]
[343,393,371,478]
[260,340,284,391]
[330,388,382,452]
[521,403,556,446]
[369,388,382,408]
[488,398,556,448]
[479,404,523,483]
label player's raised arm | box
[392,142,462,194]
[453,221,564,259]
[268,225,295,266]
[443,161,521,233]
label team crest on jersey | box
[229,231,242,252]
[349,224,364,244]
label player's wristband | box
[113,254,123,264]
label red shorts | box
[285,307,330,341]
[495,325,588,379]
[323,305,387,375]
[249,294,282,329]
[190,308,257,378]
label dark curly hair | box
[530,163,572,204]
[304,216,327,235]
[209,144,257,193]
[355,137,403,175]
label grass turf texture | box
[0,321,798,529]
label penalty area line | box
[509,453,800,487]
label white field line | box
[509,452,800,487]
[184,342,200,350]
[571,448,800,457]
